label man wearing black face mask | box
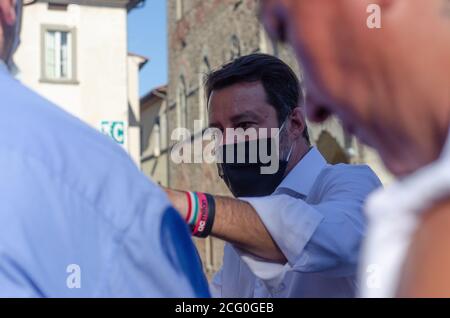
[165,54,382,298]
[217,119,294,198]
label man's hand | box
[162,187,287,264]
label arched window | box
[259,27,279,57]
[198,56,211,131]
[271,40,279,57]
[230,35,241,60]
[153,118,161,157]
[176,76,187,129]
[176,0,183,21]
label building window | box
[176,77,187,129]
[48,3,68,11]
[45,30,71,79]
[259,28,279,57]
[230,35,241,60]
[154,118,161,157]
[160,108,168,150]
[41,26,77,83]
[271,40,279,57]
[198,56,211,130]
[176,0,183,21]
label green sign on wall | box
[100,121,126,145]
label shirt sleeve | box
[159,207,211,297]
[238,165,381,285]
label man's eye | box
[237,122,255,130]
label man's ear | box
[0,0,17,27]
[288,107,307,139]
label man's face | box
[208,81,281,145]
[260,0,405,173]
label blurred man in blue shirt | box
[0,0,209,297]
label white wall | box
[15,2,138,161]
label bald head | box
[261,0,450,176]
[0,0,20,64]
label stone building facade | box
[166,0,392,279]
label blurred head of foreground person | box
[0,0,208,297]
[260,0,450,176]
[261,0,450,297]
[0,0,21,69]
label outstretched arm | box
[165,165,379,276]
[165,188,287,263]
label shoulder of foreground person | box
[0,76,209,297]
[0,74,158,229]
[0,75,133,173]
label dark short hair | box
[205,53,310,143]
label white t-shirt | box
[359,131,450,297]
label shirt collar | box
[275,147,328,198]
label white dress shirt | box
[211,147,382,298]
[359,131,450,298]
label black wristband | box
[196,193,216,238]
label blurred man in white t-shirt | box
[259,0,450,297]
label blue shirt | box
[0,62,209,297]
[211,148,382,298]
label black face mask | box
[217,138,290,198]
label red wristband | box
[185,191,192,223]
[192,192,209,236]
